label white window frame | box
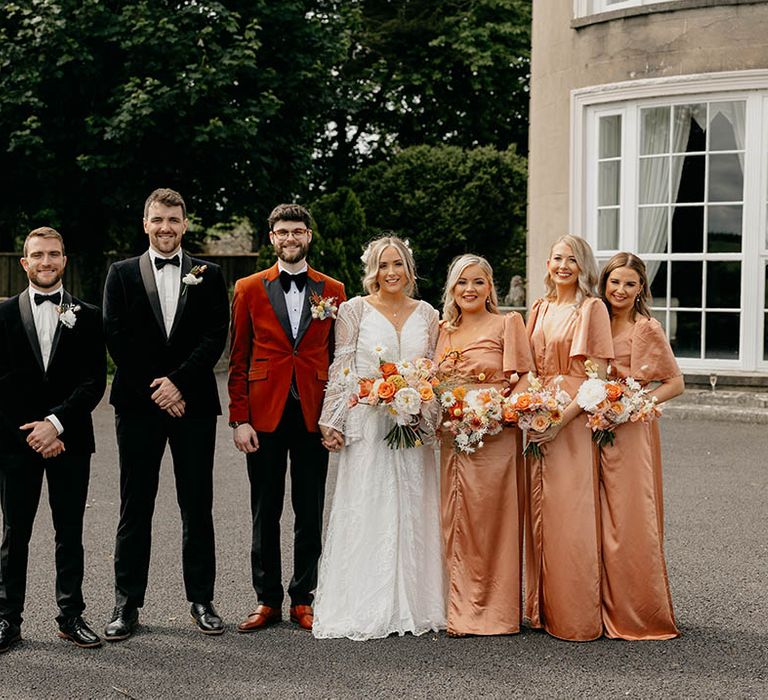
[572,70,768,374]
[573,0,671,18]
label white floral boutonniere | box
[310,292,338,320]
[182,264,207,294]
[57,303,81,329]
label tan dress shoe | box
[236,605,282,633]
[289,605,314,631]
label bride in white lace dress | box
[313,236,446,640]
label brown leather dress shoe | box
[289,605,313,631]
[236,605,281,633]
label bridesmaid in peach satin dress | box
[598,253,682,640]
[525,235,613,641]
[436,255,533,637]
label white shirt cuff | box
[46,414,64,435]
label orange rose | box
[377,380,396,401]
[359,378,373,398]
[605,383,623,401]
[418,384,434,402]
[515,393,532,410]
[502,406,518,424]
[380,362,398,378]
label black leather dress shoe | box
[104,605,138,642]
[58,616,102,648]
[0,619,21,653]
[190,602,224,635]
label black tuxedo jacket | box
[0,290,106,456]
[103,251,229,416]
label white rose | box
[393,387,421,416]
[576,378,607,412]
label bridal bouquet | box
[504,373,571,459]
[353,352,438,449]
[575,360,662,447]
[439,385,506,454]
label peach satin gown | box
[436,313,533,636]
[600,316,680,640]
[525,297,614,641]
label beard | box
[28,269,63,290]
[274,239,309,264]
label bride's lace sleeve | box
[421,302,441,439]
[319,297,363,433]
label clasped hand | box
[150,377,185,417]
[320,426,344,452]
[19,419,65,459]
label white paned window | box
[574,0,671,18]
[578,84,768,373]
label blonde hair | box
[543,234,598,305]
[599,252,652,320]
[441,254,499,331]
[361,236,417,296]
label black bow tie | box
[279,270,308,293]
[154,255,180,270]
[34,292,61,306]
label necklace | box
[376,294,407,318]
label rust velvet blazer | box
[228,263,346,433]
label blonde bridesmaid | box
[525,235,614,641]
[436,255,532,637]
[598,252,682,640]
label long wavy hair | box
[543,234,598,306]
[441,254,499,331]
[598,252,652,320]
[361,235,417,296]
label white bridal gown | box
[313,296,446,640]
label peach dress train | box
[600,316,680,639]
[436,313,533,636]
[525,297,614,641]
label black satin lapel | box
[18,290,45,373]
[265,277,294,342]
[169,253,192,338]
[139,252,167,338]
[47,290,72,370]
[294,278,324,348]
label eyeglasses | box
[271,228,310,240]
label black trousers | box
[113,412,217,608]
[246,395,328,607]
[0,451,91,625]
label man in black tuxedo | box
[0,227,106,652]
[103,188,229,640]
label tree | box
[0,0,346,254]
[348,143,527,305]
[317,0,531,189]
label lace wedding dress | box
[312,296,447,640]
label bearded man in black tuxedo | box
[0,227,106,652]
[102,188,229,640]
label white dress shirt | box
[148,247,182,335]
[277,262,308,339]
[27,285,65,434]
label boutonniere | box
[57,303,81,329]
[310,292,338,320]
[182,264,207,293]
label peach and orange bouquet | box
[352,351,439,449]
[504,373,571,459]
[439,385,505,454]
[575,360,662,447]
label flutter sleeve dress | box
[525,296,614,641]
[436,312,532,636]
[599,316,680,639]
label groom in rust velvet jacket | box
[228,203,345,632]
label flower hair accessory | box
[182,264,207,293]
[57,303,81,329]
[310,292,338,320]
